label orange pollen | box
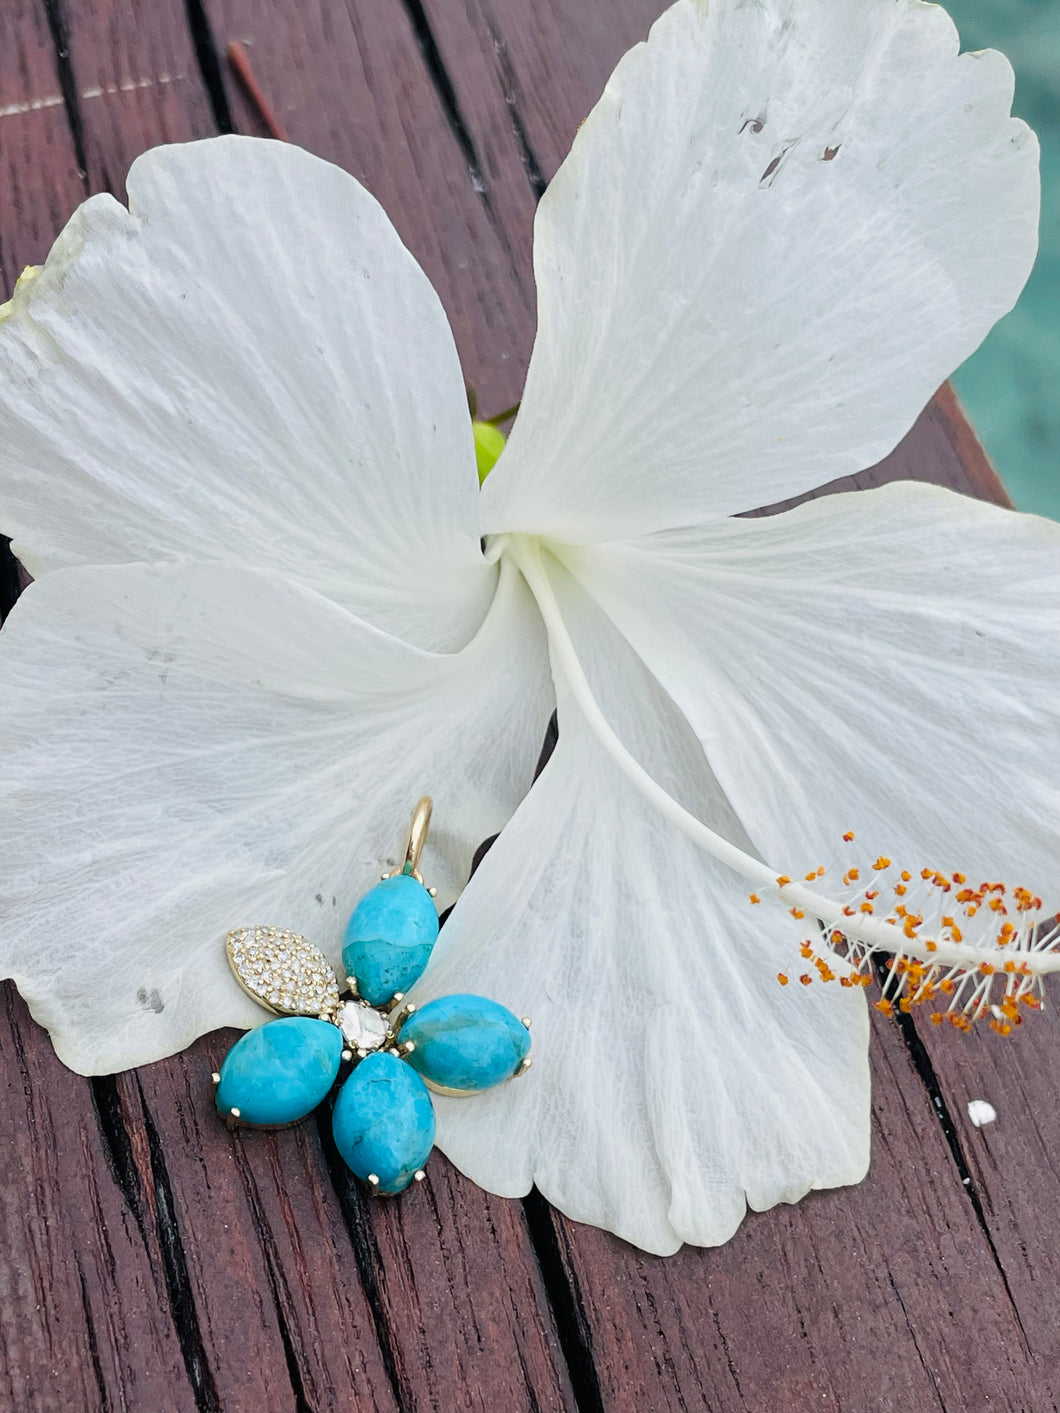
[800,942,814,959]
[799,974,813,986]
[952,872,966,884]
[873,857,892,871]
[790,908,805,919]
[978,962,995,976]
[777,973,789,986]
[900,871,911,882]
[925,940,938,953]
[749,894,761,905]
[859,902,875,914]
[894,884,908,897]
[843,831,855,842]
[844,869,860,885]
[874,999,894,1017]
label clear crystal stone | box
[336,1001,390,1052]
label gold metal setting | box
[379,797,435,887]
[403,796,433,884]
[215,793,531,1198]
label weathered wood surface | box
[0,2,1057,1410]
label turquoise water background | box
[947,1,1059,518]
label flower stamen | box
[774,846,1059,1032]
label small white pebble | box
[968,1099,997,1128]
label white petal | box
[562,484,1060,896]
[483,0,1039,540]
[0,137,488,650]
[419,567,869,1254]
[0,559,550,1074]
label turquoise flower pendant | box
[213,798,532,1194]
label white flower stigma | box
[762,843,1058,1034]
[506,534,1060,1031]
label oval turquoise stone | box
[332,1050,436,1193]
[400,994,530,1093]
[342,873,439,1006]
[216,1017,343,1126]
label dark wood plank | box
[60,0,217,190]
[394,4,1060,1410]
[0,9,214,1409]
[0,0,86,295]
[0,6,398,1411]
[1,0,1052,1409]
[189,6,578,1404]
[534,1007,1056,1413]
[132,1028,573,1413]
[913,990,1060,1387]
[114,1032,401,1413]
[0,985,199,1413]
[0,2,577,1409]
[213,0,535,418]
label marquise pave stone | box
[336,1000,390,1052]
[400,994,531,1093]
[226,926,341,1018]
[341,874,439,1006]
[216,1016,344,1126]
[332,1050,436,1193]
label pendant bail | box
[403,796,433,883]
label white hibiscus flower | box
[1,0,1057,1255]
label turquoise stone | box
[400,994,530,1093]
[332,1050,436,1193]
[342,873,439,1006]
[216,1017,343,1126]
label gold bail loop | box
[403,796,433,883]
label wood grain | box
[0,0,1054,1410]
